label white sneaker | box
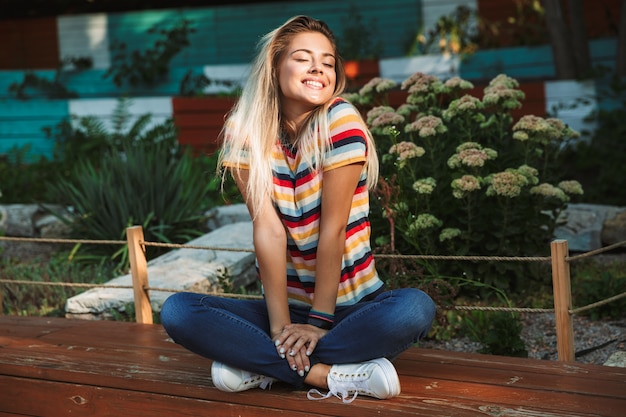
[307,358,401,403]
[211,361,275,392]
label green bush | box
[50,137,213,268]
[0,146,54,203]
[44,98,225,270]
[571,259,626,321]
[559,79,626,206]
[462,310,528,357]
[345,73,583,295]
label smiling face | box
[277,31,337,126]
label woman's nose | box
[309,60,323,74]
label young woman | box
[160,15,436,403]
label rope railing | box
[1,229,625,362]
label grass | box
[0,251,117,317]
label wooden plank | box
[1,317,624,417]
[172,97,236,112]
[0,18,59,70]
[0,316,81,339]
[0,340,457,416]
[0,376,325,417]
[173,114,226,128]
[399,373,626,416]
[171,96,232,152]
[1,347,618,417]
[400,348,626,385]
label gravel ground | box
[420,312,626,365]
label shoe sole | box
[371,358,401,398]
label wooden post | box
[550,239,574,361]
[126,226,153,324]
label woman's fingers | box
[275,324,321,375]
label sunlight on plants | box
[345,73,583,296]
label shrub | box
[571,259,626,321]
[0,146,53,203]
[50,139,213,269]
[558,78,626,206]
[462,310,528,357]
[345,73,582,295]
[46,99,220,270]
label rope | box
[1,278,617,315]
[451,305,554,313]
[1,235,625,316]
[0,236,126,246]
[567,240,626,262]
[571,291,626,315]
[144,286,263,300]
[5,235,623,264]
[375,253,551,262]
[0,279,132,290]
[142,241,254,253]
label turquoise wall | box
[0,0,620,161]
[106,0,422,66]
[460,38,617,81]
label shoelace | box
[259,376,274,390]
[307,378,371,404]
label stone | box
[65,221,256,319]
[602,210,626,246]
[205,203,250,231]
[0,204,40,237]
[603,351,626,368]
[553,204,625,252]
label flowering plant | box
[345,73,582,292]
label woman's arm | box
[273,162,364,375]
[233,170,290,339]
[312,162,365,315]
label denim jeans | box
[160,288,436,388]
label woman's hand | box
[273,324,327,376]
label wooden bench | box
[1,315,624,416]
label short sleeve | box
[220,139,250,170]
[323,98,368,172]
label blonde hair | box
[218,15,378,218]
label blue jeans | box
[160,288,435,388]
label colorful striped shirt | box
[226,97,385,306]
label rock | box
[65,221,257,319]
[602,210,626,246]
[0,204,40,237]
[205,204,250,231]
[603,351,626,368]
[554,204,626,252]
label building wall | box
[0,0,621,160]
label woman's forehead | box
[287,32,334,55]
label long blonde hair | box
[218,15,378,218]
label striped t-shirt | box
[226,97,385,306]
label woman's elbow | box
[253,222,286,246]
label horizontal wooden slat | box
[0,316,624,417]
